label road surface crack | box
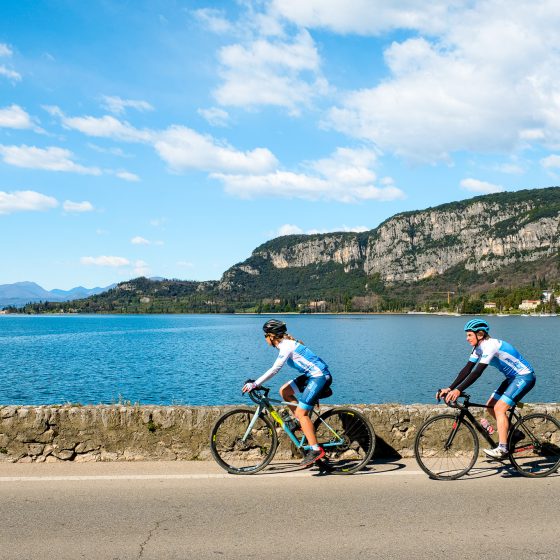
[138,514,182,559]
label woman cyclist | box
[438,318,536,459]
[242,319,333,467]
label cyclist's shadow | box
[260,458,407,476]
[459,459,560,480]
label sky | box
[1,1,560,290]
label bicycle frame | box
[444,394,522,449]
[244,387,344,452]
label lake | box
[0,314,558,406]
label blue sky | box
[1,1,560,290]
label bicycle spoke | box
[509,413,560,477]
[314,408,375,474]
[210,408,278,474]
[414,414,478,480]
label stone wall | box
[1,403,559,463]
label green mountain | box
[12,187,560,314]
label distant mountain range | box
[0,281,115,308]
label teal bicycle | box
[210,384,375,475]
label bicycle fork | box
[444,412,465,450]
[241,405,265,442]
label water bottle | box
[281,410,299,431]
[480,418,495,435]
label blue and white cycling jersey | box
[255,338,330,387]
[469,338,534,379]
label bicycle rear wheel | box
[414,414,479,480]
[314,408,375,474]
[210,407,278,474]
[508,413,560,478]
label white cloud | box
[63,200,94,213]
[0,190,58,214]
[177,260,194,268]
[0,44,13,57]
[193,8,234,34]
[133,260,150,276]
[0,43,21,82]
[213,146,405,202]
[101,95,154,115]
[311,225,369,234]
[81,256,130,267]
[61,114,152,142]
[278,224,304,236]
[460,178,504,194]
[0,65,21,82]
[494,163,525,174]
[0,105,33,129]
[51,109,276,176]
[150,218,167,227]
[131,236,163,246]
[276,223,369,237]
[46,107,151,142]
[320,3,560,162]
[214,30,328,114]
[198,107,230,127]
[88,144,133,158]
[271,0,459,35]
[215,171,404,202]
[541,155,560,169]
[131,236,150,245]
[115,170,140,182]
[0,145,101,175]
[154,125,278,173]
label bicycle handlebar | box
[437,391,471,409]
[243,379,270,405]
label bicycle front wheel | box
[314,408,375,474]
[210,407,278,474]
[508,413,560,478]
[414,414,479,480]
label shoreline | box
[2,311,558,317]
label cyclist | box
[438,318,536,459]
[242,319,332,467]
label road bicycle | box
[414,392,560,480]
[210,384,375,475]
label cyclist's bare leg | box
[486,395,511,445]
[486,396,498,422]
[279,382,298,414]
[295,406,318,446]
[493,399,511,445]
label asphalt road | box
[0,459,558,560]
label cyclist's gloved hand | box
[242,382,258,393]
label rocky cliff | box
[220,187,560,290]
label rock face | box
[1,403,559,462]
[220,187,560,287]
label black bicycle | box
[210,385,375,475]
[414,393,560,480]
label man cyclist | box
[438,318,536,459]
[242,319,333,467]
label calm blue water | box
[0,314,558,406]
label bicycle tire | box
[414,414,479,480]
[314,407,375,474]
[210,407,278,474]
[508,413,560,478]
